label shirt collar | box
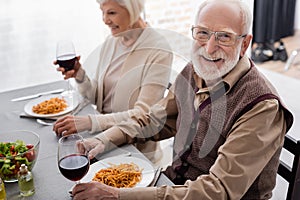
[194,56,251,94]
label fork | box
[36,118,55,126]
[149,167,162,187]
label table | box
[0,81,173,200]
[3,68,298,199]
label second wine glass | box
[57,134,90,184]
[56,40,77,97]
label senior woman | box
[53,0,173,164]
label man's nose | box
[205,34,219,54]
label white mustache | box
[197,47,226,60]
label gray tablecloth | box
[0,81,173,200]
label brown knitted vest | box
[165,61,293,199]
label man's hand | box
[77,138,105,160]
[72,181,119,200]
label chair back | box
[277,134,300,200]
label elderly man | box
[72,0,293,199]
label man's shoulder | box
[235,66,274,92]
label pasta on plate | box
[92,162,142,188]
[32,97,67,114]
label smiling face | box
[100,0,131,36]
[192,1,251,82]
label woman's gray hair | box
[96,0,145,25]
[196,0,253,34]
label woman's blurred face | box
[100,1,131,36]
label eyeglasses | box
[191,26,247,46]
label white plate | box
[81,156,155,187]
[24,94,79,118]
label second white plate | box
[24,94,79,118]
[81,156,155,187]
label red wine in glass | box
[56,40,76,97]
[58,134,90,184]
[57,54,77,71]
[58,153,89,181]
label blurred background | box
[0,0,248,92]
[0,0,106,92]
[1,0,300,92]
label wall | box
[145,0,254,60]
[146,0,197,37]
[146,0,254,36]
[295,0,300,30]
[145,0,197,71]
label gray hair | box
[196,0,253,34]
[96,0,145,25]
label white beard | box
[192,44,241,81]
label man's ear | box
[240,34,253,57]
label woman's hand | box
[53,115,92,137]
[54,56,81,79]
[72,181,119,200]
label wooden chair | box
[277,134,300,200]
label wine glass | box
[56,40,77,97]
[57,134,90,184]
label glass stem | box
[68,79,72,92]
